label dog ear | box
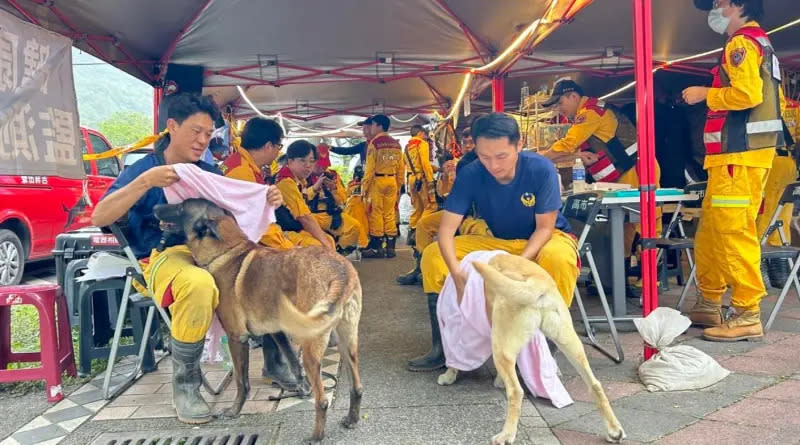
[192,218,221,240]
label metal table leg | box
[609,207,627,318]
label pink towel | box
[163,163,276,243]
[437,250,573,408]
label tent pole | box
[632,0,658,360]
[492,75,505,112]
[153,87,162,134]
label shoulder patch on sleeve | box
[574,114,587,124]
[730,47,746,67]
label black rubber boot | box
[408,293,445,372]
[407,228,416,247]
[396,250,421,285]
[768,258,790,289]
[385,236,397,258]
[361,236,385,258]
[171,338,212,424]
[262,334,301,391]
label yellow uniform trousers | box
[408,182,438,229]
[311,212,362,249]
[420,230,579,307]
[259,223,295,250]
[344,196,370,248]
[284,229,334,248]
[367,175,399,237]
[617,163,663,256]
[139,246,219,343]
[756,155,797,246]
[695,164,769,312]
[415,211,491,252]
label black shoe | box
[407,228,416,247]
[385,237,397,258]
[171,339,212,424]
[396,250,421,285]
[361,236,385,258]
[262,334,301,391]
[408,293,445,372]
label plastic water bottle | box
[220,335,233,371]
[573,158,586,193]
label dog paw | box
[437,368,458,386]
[493,374,505,389]
[340,415,358,429]
[605,426,626,443]
[491,430,516,445]
[304,435,324,444]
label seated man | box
[397,127,490,285]
[306,144,364,254]
[219,116,303,391]
[409,113,579,372]
[91,93,284,424]
[274,140,336,250]
[345,165,370,249]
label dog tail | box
[277,278,349,340]
[471,260,544,308]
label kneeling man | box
[409,112,579,372]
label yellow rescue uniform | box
[275,170,334,248]
[420,231,579,307]
[756,97,798,246]
[696,23,778,312]
[345,179,370,248]
[363,132,404,237]
[551,97,662,254]
[404,136,437,228]
[307,171,363,248]
[220,145,295,250]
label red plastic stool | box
[0,284,77,402]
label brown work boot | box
[703,309,763,342]
[688,298,723,327]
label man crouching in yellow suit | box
[345,164,370,249]
[408,113,579,371]
[220,116,306,392]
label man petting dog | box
[91,93,284,424]
[410,112,579,372]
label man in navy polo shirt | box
[91,93,284,424]
[409,113,579,372]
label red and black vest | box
[703,26,785,156]
[579,98,638,183]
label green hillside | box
[72,48,153,130]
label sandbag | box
[634,307,729,392]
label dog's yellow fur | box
[437,254,625,444]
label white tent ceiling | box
[2,0,798,130]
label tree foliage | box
[98,111,151,147]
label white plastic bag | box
[634,307,729,392]
[202,315,231,370]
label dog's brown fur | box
[154,199,363,442]
[436,254,625,444]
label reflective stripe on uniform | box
[625,142,638,156]
[746,119,783,134]
[704,132,722,143]
[592,163,617,181]
[711,195,751,208]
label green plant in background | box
[98,111,152,147]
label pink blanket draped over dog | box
[437,250,573,408]
[163,163,276,243]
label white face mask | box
[708,7,731,34]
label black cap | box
[543,79,583,107]
[370,114,391,131]
[694,0,713,10]
[357,116,373,126]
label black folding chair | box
[563,192,624,363]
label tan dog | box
[154,199,363,442]
[435,254,625,444]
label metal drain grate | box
[90,427,272,445]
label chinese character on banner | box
[40,107,76,164]
[20,176,27,184]
[22,37,50,94]
[0,30,18,92]
[0,104,39,162]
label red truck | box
[0,127,120,285]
